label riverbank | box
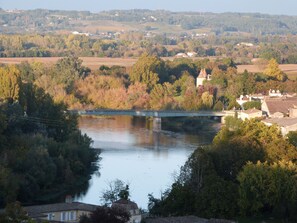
[162,117,221,134]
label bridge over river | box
[71,109,236,131]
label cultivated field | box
[0,57,138,70]
[237,64,297,80]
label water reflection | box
[76,116,215,208]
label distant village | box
[196,68,297,136]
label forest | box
[2,33,297,65]
[148,118,297,222]
[0,63,99,209]
[1,9,297,35]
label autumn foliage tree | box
[0,65,21,101]
[264,59,287,81]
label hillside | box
[1,9,297,35]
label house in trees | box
[24,201,98,222]
[196,68,211,87]
[112,199,142,223]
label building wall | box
[240,111,262,120]
[196,77,205,87]
[284,123,297,135]
[261,101,270,117]
[42,210,92,223]
[289,108,297,118]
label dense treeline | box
[0,64,99,208]
[148,119,297,221]
[13,55,297,111]
[2,33,297,64]
[2,9,297,35]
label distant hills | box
[1,9,297,35]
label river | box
[75,116,218,209]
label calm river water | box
[75,116,217,209]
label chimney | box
[65,195,73,203]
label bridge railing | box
[70,109,239,118]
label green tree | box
[238,161,297,219]
[79,206,130,223]
[242,101,261,110]
[287,131,297,147]
[130,53,168,88]
[0,202,35,223]
[54,56,90,93]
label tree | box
[79,206,130,223]
[201,91,213,109]
[0,65,21,101]
[54,56,90,93]
[238,161,297,219]
[149,83,175,110]
[130,53,168,88]
[242,101,261,110]
[0,202,35,223]
[287,131,297,147]
[101,179,130,206]
[263,59,287,81]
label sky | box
[1,0,297,16]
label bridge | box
[71,109,236,131]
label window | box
[61,212,67,221]
[60,211,76,221]
[47,213,55,220]
[69,211,76,220]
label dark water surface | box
[75,116,217,209]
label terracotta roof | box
[264,97,297,115]
[198,68,207,78]
[262,117,297,127]
[24,202,98,217]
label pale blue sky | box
[1,0,297,15]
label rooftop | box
[198,68,208,78]
[242,108,261,115]
[264,97,297,115]
[24,202,98,217]
[262,117,297,127]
